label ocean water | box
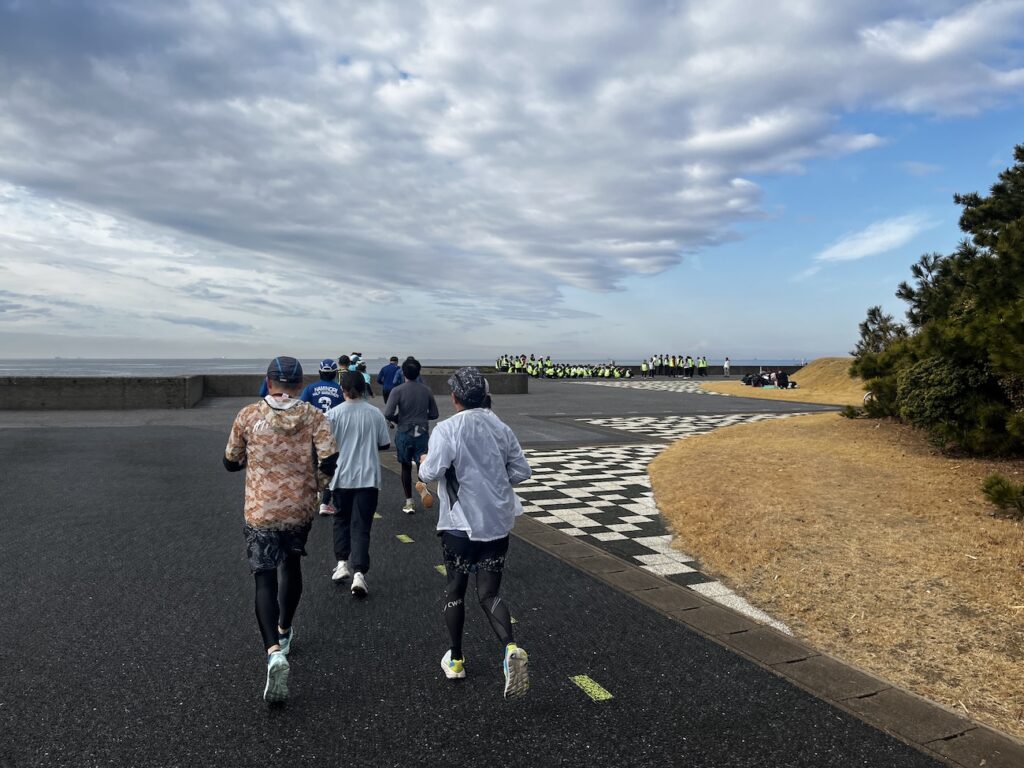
[0,357,809,377]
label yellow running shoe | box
[441,650,466,679]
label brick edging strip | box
[512,514,1024,768]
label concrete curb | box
[511,514,1024,768]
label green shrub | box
[862,375,901,418]
[896,358,977,428]
[848,144,1024,456]
[839,405,864,419]
[981,473,1024,520]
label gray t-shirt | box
[384,380,439,435]
[326,399,391,489]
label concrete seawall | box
[0,376,207,410]
[0,372,529,410]
[0,365,801,410]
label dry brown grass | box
[702,357,866,406]
[649,412,1024,739]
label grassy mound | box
[702,357,865,406]
[649,412,1024,739]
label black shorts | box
[441,532,509,575]
[243,522,312,573]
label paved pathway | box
[0,384,956,768]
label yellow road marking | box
[570,675,613,702]
[396,534,414,543]
[434,565,447,575]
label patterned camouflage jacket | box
[225,397,337,530]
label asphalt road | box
[0,387,941,768]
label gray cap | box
[447,366,487,407]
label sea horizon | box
[0,356,814,377]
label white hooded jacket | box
[418,408,532,541]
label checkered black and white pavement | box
[519,413,809,631]
[580,412,803,441]
[576,379,730,395]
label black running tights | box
[400,462,413,499]
[254,554,303,651]
[444,569,514,660]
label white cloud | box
[0,1,1022,354]
[815,214,937,263]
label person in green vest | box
[640,359,648,378]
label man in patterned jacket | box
[224,356,338,704]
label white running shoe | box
[277,627,294,656]
[351,571,368,597]
[402,499,415,514]
[331,561,351,582]
[502,643,529,699]
[318,502,336,516]
[441,649,466,679]
[264,651,290,704]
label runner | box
[301,359,345,516]
[223,356,338,704]
[377,356,400,404]
[325,371,391,597]
[300,359,343,414]
[383,357,438,514]
[356,361,374,398]
[417,367,532,699]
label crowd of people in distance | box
[639,354,715,378]
[741,369,798,389]
[496,353,732,379]
[227,353,530,706]
[496,354,634,379]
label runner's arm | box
[504,428,531,485]
[417,428,452,483]
[313,412,339,480]
[223,412,248,472]
[383,390,399,423]
[376,412,391,450]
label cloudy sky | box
[1,0,1022,362]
